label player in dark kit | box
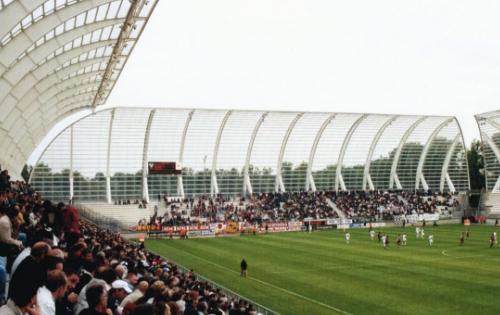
[460,233,465,246]
[240,258,248,277]
[377,232,382,243]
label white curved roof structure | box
[476,110,500,192]
[30,107,470,202]
[0,0,158,177]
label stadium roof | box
[476,110,500,192]
[31,107,470,202]
[0,0,158,177]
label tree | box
[467,140,485,191]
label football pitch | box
[145,224,500,315]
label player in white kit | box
[345,232,351,244]
[416,227,420,238]
[428,234,434,246]
[402,233,407,246]
[370,230,375,241]
[421,228,425,238]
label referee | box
[240,258,247,277]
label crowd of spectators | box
[146,190,460,227]
[333,190,459,221]
[0,167,262,315]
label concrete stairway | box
[326,198,346,219]
[480,192,500,218]
[79,202,160,227]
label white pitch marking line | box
[441,249,485,259]
[175,247,354,315]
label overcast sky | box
[30,0,500,163]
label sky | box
[29,0,500,163]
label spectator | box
[37,270,68,315]
[0,170,10,193]
[0,285,40,315]
[63,204,80,244]
[109,280,131,314]
[9,242,51,305]
[119,281,148,309]
[80,284,111,315]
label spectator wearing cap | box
[37,270,68,315]
[109,280,131,314]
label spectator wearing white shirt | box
[37,270,68,315]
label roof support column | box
[415,118,453,190]
[69,126,74,203]
[177,110,194,198]
[243,112,268,196]
[141,110,155,203]
[105,109,115,204]
[335,115,367,191]
[275,113,303,193]
[389,117,426,190]
[363,116,398,191]
[440,133,460,193]
[306,114,336,192]
[92,0,151,109]
[211,111,232,197]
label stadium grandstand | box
[0,1,499,315]
[29,108,470,230]
[476,110,500,217]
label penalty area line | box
[175,247,354,315]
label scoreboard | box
[148,162,181,175]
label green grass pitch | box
[145,225,500,315]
